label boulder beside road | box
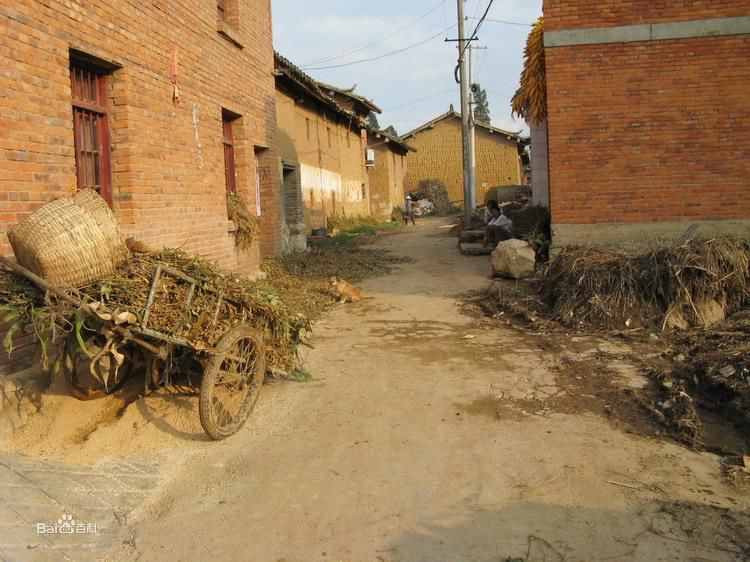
[491,239,536,279]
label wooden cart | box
[0,256,266,440]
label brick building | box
[274,54,412,237]
[401,107,525,205]
[0,1,280,402]
[538,0,750,246]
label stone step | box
[458,229,485,244]
[459,243,492,256]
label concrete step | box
[459,243,492,256]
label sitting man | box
[483,199,499,224]
[483,205,514,247]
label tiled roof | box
[401,108,523,141]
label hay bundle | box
[226,193,260,249]
[541,238,750,329]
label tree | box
[366,112,380,130]
[472,83,491,125]
[383,125,398,137]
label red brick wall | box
[544,7,750,225]
[544,0,749,31]
[0,0,281,275]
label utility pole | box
[467,45,486,209]
[456,0,474,224]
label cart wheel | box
[199,324,265,440]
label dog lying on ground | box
[329,276,363,303]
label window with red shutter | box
[70,60,112,206]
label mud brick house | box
[401,107,525,206]
[274,54,412,237]
[274,54,370,239]
[0,0,280,427]
[320,84,415,221]
[538,0,750,246]
[366,129,414,221]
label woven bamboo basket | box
[8,189,130,288]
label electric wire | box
[306,26,456,71]
[302,0,447,68]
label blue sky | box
[272,0,543,136]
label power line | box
[302,0,446,68]
[459,0,495,59]
[381,87,456,111]
[468,16,533,27]
[306,26,455,71]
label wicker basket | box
[8,189,130,288]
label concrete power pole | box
[456,0,474,223]
[468,45,487,208]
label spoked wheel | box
[199,324,266,440]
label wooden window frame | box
[222,110,239,194]
[70,58,113,206]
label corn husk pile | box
[541,238,750,330]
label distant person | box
[404,195,416,225]
[483,205,513,247]
[483,200,499,224]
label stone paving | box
[0,453,161,561]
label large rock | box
[491,239,536,279]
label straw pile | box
[226,193,260,249]
[413,179,455,215]
[541,238,750,329]
[278,244,409,283]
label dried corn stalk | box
[511,17,546,124]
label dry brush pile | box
[541,238,750,330]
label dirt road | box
[93,217,743,561]
[4,220,750,562]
